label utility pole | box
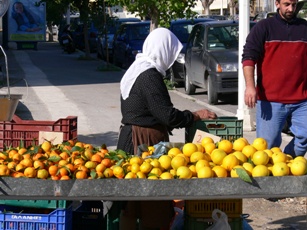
[236,0,255,131]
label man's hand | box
[245,86,257,108]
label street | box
[6,41,257,150]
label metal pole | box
[236,0,255,131]
[220,0,223,15]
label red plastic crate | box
[0,115,78,150]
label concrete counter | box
[0,176,306,200]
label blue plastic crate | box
[0,204,72,230]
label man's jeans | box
[256,100,307,157]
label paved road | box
[3,41,292,151]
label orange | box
[15,163,26,172]
[33,160,45,169]
[203,142,216,154]
[150,167,162,177]
[0,165,10,176]
[242,145,257,158]
[233,138,248,151]
[271,147,282,153]
[176,166,192,179]
[48,165,58,176]
[85,161,98,169]
[195,143,205,153]
[167,147,182,158]
[210,149,227,165]
[60,175,71,180]
[182,143,198,158]
[130,163,140,174]
[101,158,112,168]
[59,167,69,177]
[59,152,69,160]
[160,172,174,179]
[188,164,197,177]
[197,166,214,178]
[272,162,290,176]
[252,150,269,165]
[290,160,307,176]
[124,172,137,179]
[7,161,17,170]
[218,140,233,154]
[37,169,49,179]
[136,171,146,179]
[20,158,33,167]
[189,151,204,163]
[140,161,153,174]
[113,166,125,179]
[75,170,88,179]
[158,155,172,171]
[271,152,288,164]
[103,168,114,178]
[222,154,239,171]
[96,163,107,173]
[24,167,37,178]
[195,159,210,172]
[41,141,52,153]
[129,156,143,165]
[252,137,268,151]
[201,137,214,148]
[242,162,254,176]
[293,156,307,164]
[212,165,228,178]
[232,151,248,164]
[230,165,246,178]
[171,155,187,170]
[91,154,102,163]
[252,165,270,177]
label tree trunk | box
[200,0,214,15]
[47,23,54,42]
[83,24,91,58]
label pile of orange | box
[0,136,306,180]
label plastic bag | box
[206,209,231,230]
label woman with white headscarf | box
[117,28,217,230]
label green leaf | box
[90,170,97,179]
[48,155,61,162]
[236,168,253,183]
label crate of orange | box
[185,199,242,219]
[185,116,243,143]
[0,114,77,150]
[0,200,72,209]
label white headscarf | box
[120,27,183,100]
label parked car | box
[184,20,256,105]
[166,18,215,86]
[71,22,98,52]
[112,21,150,69]
[197,15,227,20]
[96,17,141,60]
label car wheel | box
[184,71,196,95]
[207,76,218,105]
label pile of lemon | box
[137,137,307,179]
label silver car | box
[185,20,256,105]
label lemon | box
[182,143,198,157]
[197,166,214,178]
[176,166,192,179]
[211,149,227,165]
[252,137,268,151]
[252,150,269,165]
[171,155,187,170]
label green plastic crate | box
[184,216,242,230]
[185,116,243,142]
[0,200,70,209]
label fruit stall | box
[0,115,306,230]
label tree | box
[200,0,214,15]
[107,0,198,31]
[228,0,238,16]
[38,0,71,42]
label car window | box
[128,25,150,40]
[192,26,205,48]
[171,23,193,43]
[207,25,238,50]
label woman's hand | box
[193,109,217,121]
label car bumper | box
[212,72,238,93]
